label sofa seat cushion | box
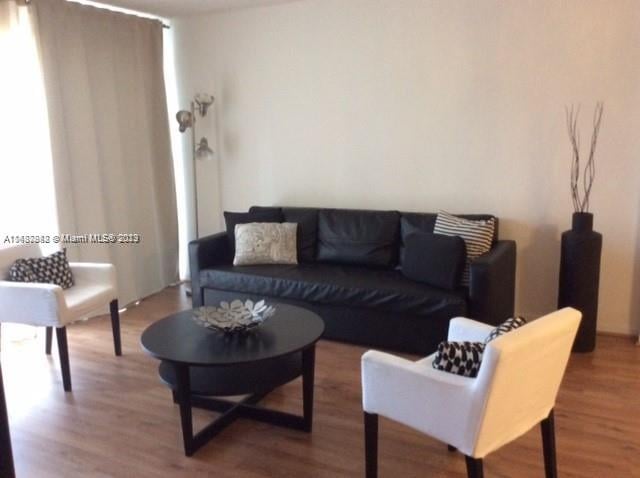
[199,264,466,318]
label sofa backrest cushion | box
[399,212,498,267]
[282,207,318,263]
[316,209,400,268]
[250,206,318,263]
[248,206,499,270]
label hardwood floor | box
[2,285,639,477]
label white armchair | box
[361,308,581,478]
[0,244,121,392]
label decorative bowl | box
[192,300,276,333]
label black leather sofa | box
[189,206,516,355]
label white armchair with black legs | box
[361,308,581,478]
[0,244,121,392]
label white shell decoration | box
[192,300,276,333]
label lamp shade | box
[176,110,193,133]
[195,137,214,161]
[194,93,214,117]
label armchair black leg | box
[465,456,484,478]
[45,327,53,355]
[541,409,558,478]
[109,299,122,356]
[56,327,71,392]
[364,412,378,478]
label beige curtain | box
[0,1,17,31]
[0,1,58,240]
[32,0,178,305]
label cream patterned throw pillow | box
[233,222,298,265]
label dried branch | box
[565,105,581,211]
[565,103,604,213]
[580,102,604,212]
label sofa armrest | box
[69,263,117,292]
[361,350,476,449]
[468,240,516,326]
[188,232,232,307]
[0,281,66,326]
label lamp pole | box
[189,100,200,239]
[177,94,214,240]
[177,94,214,297]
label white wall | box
[172,0,640,335]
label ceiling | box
[99,0,299,18]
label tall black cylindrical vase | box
[557,212,602,353]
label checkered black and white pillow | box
[8,259,39,282]
[432,341,485,378]
[9,249,74,289]
[484,316,527,343]
[433,317,528,378]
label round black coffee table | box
[140,304,324,456]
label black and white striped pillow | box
[433,211,495,286]
[484,316,527,343]
[432,341,485,378]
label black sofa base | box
[203,288,461,355]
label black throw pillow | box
[401,232,466,290]
[224,209,284,256]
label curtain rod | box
[22,0,171,29]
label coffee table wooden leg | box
[174,363,194,456]
[168,346,317,456]
[302,345,316,432]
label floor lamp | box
[176,94,215,296]
[176,93,215,239]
